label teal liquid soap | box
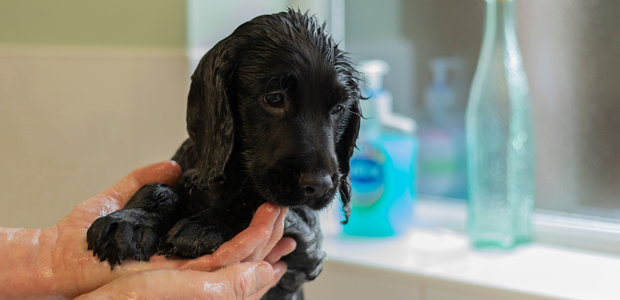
[343,132,418,237]
[342,59,418,237]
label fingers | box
[102,161,182,206]
[70,161,182,225]
[252,261,288,300]
[180,203,281,271]
[123,202,285,274]
[177,203,293,272]
[264,237,296,265]
[242,206,286,263]
[74,260,286,300]
[255,207,288,261]
[271,261,288,287]
[219,260,287,300]
[223,261,274,299]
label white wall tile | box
[305,260,421,300]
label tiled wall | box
[305,260,558,300]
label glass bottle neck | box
[482,0,518,49]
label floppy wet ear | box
[186,39,237,189]
[336,101,361,225]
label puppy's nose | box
[299,173,333,197]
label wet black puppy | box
[87,9,360,300]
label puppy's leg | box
[262,206,324,300]
[158,205,251,258]
[87,183,185,269]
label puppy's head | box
[187,9,360,223]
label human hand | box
[74,261,285,300]
[0,161,295,299]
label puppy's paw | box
[87,208,162,269]
[158,218,225,259]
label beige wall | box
[0,47,189,228]
[0,0,186,48]
[0,1,188,228]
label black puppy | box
[87,9,360,299]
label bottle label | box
[350,144,385,207]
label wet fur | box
[87,9,360,300]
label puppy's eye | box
[331,105,344,115]
[263,93,285,108]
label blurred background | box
[1,0,620,233]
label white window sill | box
[306,198,620,300]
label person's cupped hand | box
[26,161,294,299]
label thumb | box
[72,262,277,300]
[218,261,274,299]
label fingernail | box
[273,261,288,279]
[284,240,297,256]
[270,203,280,214]
[254,262,273,289]
[169,160,180,168]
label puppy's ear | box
[187,39,237,189]
[336,101,361,225]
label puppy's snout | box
[299,172,333,197]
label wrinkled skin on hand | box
[0,161,294,299]
[74,261,287,300]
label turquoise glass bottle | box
[466,0,535,249]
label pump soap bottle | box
[343,60,418,237]
[418,58,467,199]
